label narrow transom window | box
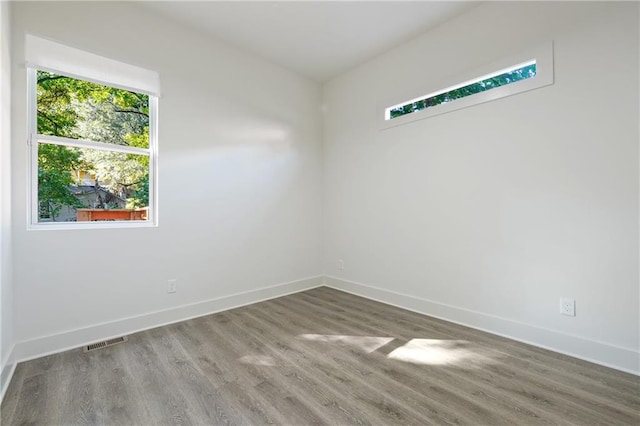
[379,42,554,129]
[386,60,537,120]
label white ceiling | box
[142,1,477,82]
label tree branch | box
[116,179,144,187]
[37,75,69,84]
[36,109,62,135]
[113,107,149,118]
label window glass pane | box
[389,63,537,119]
[36,71,149,148]
[38,143,149,222]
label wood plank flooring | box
[2,287,639,425]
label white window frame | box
[378,41,554,130]
[27,67,159,230]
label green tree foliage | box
[36,71,150,219]
[38,144,86,220]
[389,64,537,119]
[128,174,149,209]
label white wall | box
[323,2,639,372]
[10,2,323,357]
[5,1,638,377]
[1,0,14,396]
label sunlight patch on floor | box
[387,339,494,367]
[238,355,276,366]
[298,334,395,353]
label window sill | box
[28,220,158,231]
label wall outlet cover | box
[560,298,575,316]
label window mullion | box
[36,134,150,156]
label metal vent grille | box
[84,336,128,352]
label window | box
[387,61,537,120]
[380,42,553,128]
[26,35,159,229]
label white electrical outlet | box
[337,259,345,270]
[560,298,575,316]
[167,279,177,294]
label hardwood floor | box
[2,287,639,425]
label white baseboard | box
[324,275,640,376]
[13,275,324,364]
[6,272,637,404]
[0,345,16,405]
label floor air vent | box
[83,336,128,352]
